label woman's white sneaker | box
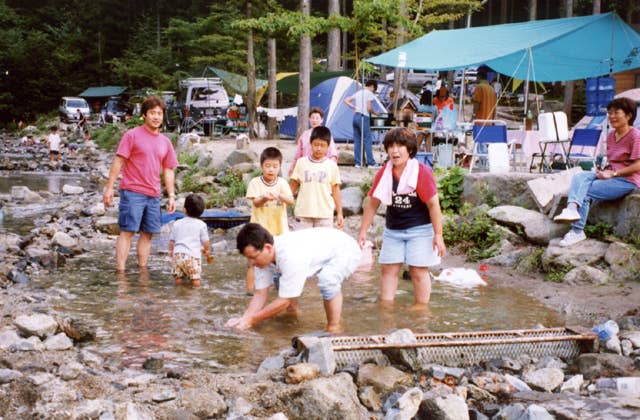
[554,208,581,223]
[559,230,586,247]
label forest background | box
[0,0,638,128]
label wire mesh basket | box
[294,327,597,369]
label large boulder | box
[62,184,84,195]
[487,205,569,245]
[341,187,364,217]
[94,217,120,235]
[526,167,583,213]
[605,241,640,282]
[590,190,640,239]
[286,372,369,419]
[462,172,538,209]
[563,265,609,285]
[542,238,609,271]
[14,314,58,338]
[576,353,636,379]
[356,364,412,394]
[225,149,258,167]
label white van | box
[59,97,90,123]
[179,77,230,118]
[386,69,439,87]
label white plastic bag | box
[433,268,487,288]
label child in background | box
[245,147,294,293]
[168,194,211,286]
[288,107,338,176]
[47,126,61,162]
[290,126,343,230]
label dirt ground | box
[196,135,639,328]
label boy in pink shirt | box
[103,96,178,271]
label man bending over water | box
[227,223,362,333]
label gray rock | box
[383,328,421,371]
[492,403,526,420]
[487,205,568,245]
[152,389,177,403]
[0,329,21,350]
[504,374,531,392]
[358,386,382,411]
[142,354,164,372]
[418,393,469,420]
[486,357,522,372]
[542,238,609,272]
[8,269,30,284]
[286,372,369,419]
[306,337,335,375]
[52,231,77,248]
[605,335,622,354]
[62,184,84,194]
[524,404,554,420]
[621,339,634,356]
[560,374,584,393]
[225,149,258,167]
[58,361,85,380]
[44,333,73,350]
[13,336,44,351]
[228,396,253,416]
[536,356,567,370]
[340,187,364,217]
[11,185,45,204]
[119,402,154,420]
[384,387,422,420]
[80,349,104,368]
[526,167,582,213]
[81,202,106,216]
[179,388,226,418]
[356,363,412,394]
[577,353,635,379]
[462,172,539,209]
[563,265,609,285]
[14,313,58,338]
[267,414,288,420]
[258,355,285,374]
[522,368,563,392]
[590,190,640,239]
[621,331,640,348]
[95,216,120,235]
[0,368,23,384]
[231,161,257,173]
[74,399,112,419]
[338,150,355,166]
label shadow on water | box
[35,238,565,371]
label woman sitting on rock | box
[554,97,640,246]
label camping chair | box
[565,128,602,169]
[431,106,458,168]
[530,111,570,172]
[469,120,509,173]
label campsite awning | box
[79,86,127,98]
[206,67,268,95]
[367,13,640,82]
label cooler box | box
[415,152,434,168]
[538,111,569,140]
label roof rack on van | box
[180,77,223,88]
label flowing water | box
[33,239,564,372]
[2,173,565,371]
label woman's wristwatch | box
[612,171,618,177]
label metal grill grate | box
[294,327,597,369]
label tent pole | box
[523,48,532,127]
[361,59,365,166]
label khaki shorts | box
[293,217,333,230]
[172,253,202,280]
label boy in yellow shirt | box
[244,147,294,292]
[290,126,343,230]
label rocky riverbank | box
[1,130,640,418]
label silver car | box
[59,97,91,123]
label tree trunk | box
[393,0,406,99]
[246,0,257,139]
[593,0,601,14]
[267,38,277,139]
[341,0,348,71]
[529,0,537,21]
[327,0,340,71]
[297,0,311,140]
[500,0,507,24]
[563,0,574,122]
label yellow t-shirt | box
[246,176,293,236]
[291,157,341,219]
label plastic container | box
[591,320,619,341]
[538,111,569,140]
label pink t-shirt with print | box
[116,125,178,197]
[607,126,640,188]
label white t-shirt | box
[48,133,61,152]
[348,88,377,116]
[169,217,209,259]
[254,227,361,298]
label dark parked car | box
[101,97,132,123]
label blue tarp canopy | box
[367,13,640,82]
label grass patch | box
[443,202,503,261]
[584,221,614,241]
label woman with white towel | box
[357,127,446,304]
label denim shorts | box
[118,189,162,233]
[378,224,441,267]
